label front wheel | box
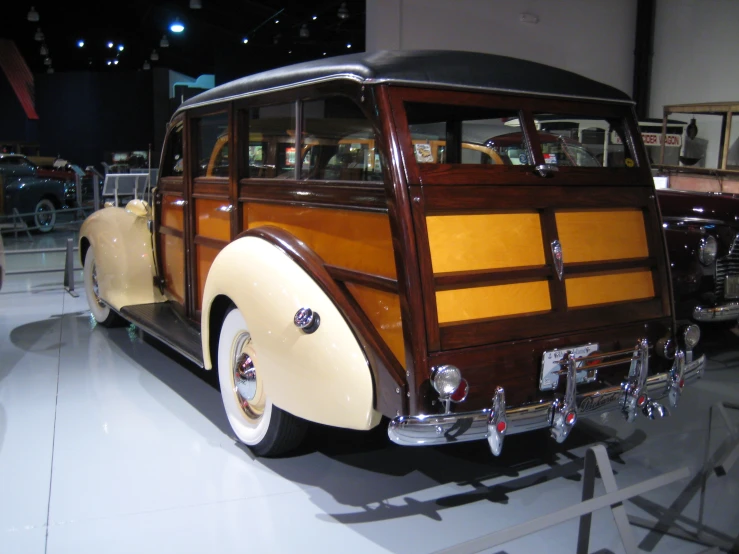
[83,246,123,327]
[217,307,307,456]
[32,198,56,233]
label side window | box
[195,112,229,177]
[161,121,184,177]
[248,104,295,178]
[405,102,527,166]
[302,97,383,181]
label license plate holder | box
[540,343,600,391]
[725,275,739,299]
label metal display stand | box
[628,401,739,552]
[434,444,690,554]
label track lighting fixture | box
[28,6,39,22]
[337,2,349,20]
[160,35,169,48]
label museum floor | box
[1,232,738,554]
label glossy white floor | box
[1,232,738,554]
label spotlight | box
[107,42,114,49]
[28,6,39,22]
[189,0,202,8]
[113,60,119,65]
[312,15,317,20]
[44,57,51,66]
[77,40,85,48]
[170,19,185,33]
[143,61,151,70]
[34,28,44,42]
[346,42,352,49]
[118,44,124,52]
[40,43,48,56]
[160,35,169,48]
[47,67,54,74]
[107,60,112,66]
[300,24,309,38]
[150,49,159,61]
[242,37,249,44]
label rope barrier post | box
[75,173,84,220]
[93,174,100,211]
[63,237,79,297]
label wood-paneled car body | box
[79,51,706,457]
[657,189,739,324]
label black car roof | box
[178,50,632,113]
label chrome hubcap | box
[232,333,262,420]
[36,204,53,227]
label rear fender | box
[201,232,385,431]
[79,203,164,310]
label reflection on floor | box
[1,236,738,554]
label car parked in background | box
[657,189,739,326]
[0,153,74,232]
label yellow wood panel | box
[555,210,649,263]
[245,204,396,278]
[426,213,545,273]
[161,196,185,231]
[161,234,185,304]
[345,283,405,368]
[196,244,221,310]
[436,281,551,323]
[566,270,655,308]
[196,198,231,241]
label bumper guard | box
[693,301,739,322]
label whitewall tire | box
[33,198,56,233]
[217,307,307,456]
[83,246,122,327]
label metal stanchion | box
[63,238,79,297]
[74,173,84,220]
[93,174,100,211]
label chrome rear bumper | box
[693,302,739,322]
[388,354,705,448]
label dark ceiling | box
[1,1,366,81]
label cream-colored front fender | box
[202,236,380,431]
[79,206,165,310]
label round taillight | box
[565,412,576,426]
[450,379,469,403]
[637,395,647,407]
[679,378,685,389]
[431,365,462,397]
[496,421,507,433]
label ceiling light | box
[242,37,249,44]
[160,35,169,48]
[118,44,124,51]
[107,42,114,48]
[312,15,317,20]
[189,0,202,8]
[44,57,51,66]
[300,24,309,38]
[77,40,85,48]
[28,6,39,22]
[337,2,349,20]
[143,60,151,70]
[346,43,352,49]
[170,19,185,33]
[47,67,54,74]
[40,43,48,56]
[322,52,327,56]
[275,19,280,24]
[107,60,112,66]
[34,28,44,42]
[150,49,159,61]
[288,50,292,54]
[114,60,119,65]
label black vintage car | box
[0,153,75,232]
[657,189,739,326]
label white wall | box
[367,0,638,94]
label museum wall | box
[34,71,155,169]
[366,0,638,94]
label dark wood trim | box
[325,265,399,293]
[417,165,645,187]
[643,198,673,317]
[194,235,228,250]
[237,181,387,212]
[439,298,665,350]
[409,185,441,351]
[193,179,229,198]
[192,192,231,201]
[239,225,406,417]
[540,209,568,312]
[159,177,184,193]
[564,257,656,276]
[422,185,650,212]
[382,85,429,414]
[184,111,197,320]
[435,265,552,290]
[187,104,230,119]
[158,225,184,239]
[232,103,244,240]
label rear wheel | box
[83,247,123,327]
[217,307,307,456]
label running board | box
[120,303,204,367]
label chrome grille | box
[716,234,739,299]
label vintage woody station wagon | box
[80,50,706,456]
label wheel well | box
[41,194,61,209]
[208,294,234,372]
[80,237,90,266]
